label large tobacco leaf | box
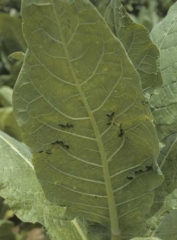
[104,0,162,93]
[13,0,163,239]
[149,2,177,140]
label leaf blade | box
[13,0,163,238]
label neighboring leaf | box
[9,52,25,62]
[149,2,177,140]
[104,0,162,93]
[13,0,163,239]
[0,0,21,11]
[0,86,13,106]
[154,209,177,240]
[0,107,22,141]
[0,220,16,240]
[146,133,177,236]
[0,65,22,88]
[0,14,26,88]
[0,14,26,55]
[151,133,177,212]
[0,130,89,240]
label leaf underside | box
[13,0,163,238]
[150,2,177,140]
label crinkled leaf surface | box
[149,133,177,217]
[0,130,88,240]
[154,209,177,240]
[150,2,177,140]
[104,0,162,93]
[146,133,177,238]
[13,0,163,239]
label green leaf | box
[0,131,89,240]
[0,14,26,55]
[0,86,13,106]
[0,107,22,141]
[149,2,177,140]
[13,0,163,239]
[104,0,162,93]
[154,210,177,240]
[0,14,26,88]
[149,133,177,216]
[9,52,25,62]
[146,133,177,237]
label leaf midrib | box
[51,0,119,235]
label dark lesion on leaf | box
[58,123,74,129]
[106,112,115,125]
[46,150,52,154]
[38,149,52,154]
[38,150,44,153]
[127,165,154,181]
[134,165,154,176]
[51,140,70,150]
[118,123,124,137]
[127,176,134,180]
[38,140,70,154]
[58,124,66,128]
[66,123,74,128]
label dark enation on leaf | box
[119,123,124,137]
[38,140,70,154]
[58,123,74,129]
[106,112,115,125]
[38,149,52,154]
[46,150,52,154]
[127,176,134,181]
[126,165,154,181]
[51,140,70,150]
